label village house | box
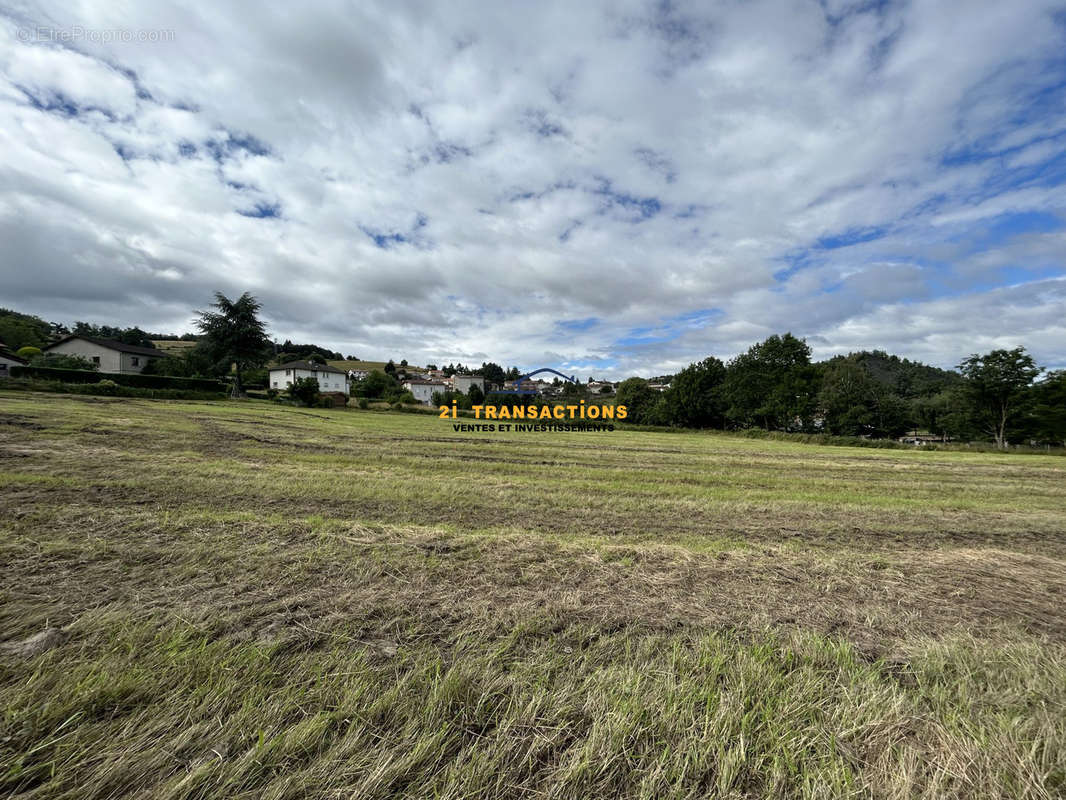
[452,374,485,394]
[403,378,447,405]
[503,378,540,394]
[0,344,27,379]
[44,335,166,374]
[269,361,350,396]
[347,369,369,381]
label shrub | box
[358,397,369,409]
[316,396,334,409]
[287,376,320,407]
[29,353,99,371]
[16,346,42,360]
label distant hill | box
[822,350,961,398]
[0,308,53,350]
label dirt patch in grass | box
[3,511,1063,661]
[0,413,45,430]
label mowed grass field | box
[1,392,1065,800]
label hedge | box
[10,365,226,391]
[2,378,225,400]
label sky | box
[1,0,1065,377]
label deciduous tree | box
[1030,370,1066,447]
[957,347,1040,449]
[660,357,726,428]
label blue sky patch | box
[591,177,662,222]
[816,225,888,250]
[237,202,281,219]
[556,317,600,333]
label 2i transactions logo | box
[439,367,628,432]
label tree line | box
[5,303,1063,446]
[616,333,1065,448]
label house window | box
[285,369,291,376]
[131,357,139,366]
[92,356,100,365]
[272,381,278,388]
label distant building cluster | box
[396,371,636,406]
[0,331,668,411]
[401,372,486,404]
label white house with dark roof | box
[43,335,166,374]
[403,378,447,405]
[270,361,350,395]
[0,346,28,379]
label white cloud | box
[0,1,1065,375]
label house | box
[347,369,369,381]
[404,379,447,405]
[898,433,949,445]
[44,335,166,374]
[0,347,28,379]
[452,374,485,395]
[502,379,541,394]
[269,361,350,396]
[588,380,615,394]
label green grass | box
[1,391,1064,799]
[326,359,422,373]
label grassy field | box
[149,341,199,356]
[326,360,421,373]
[1,391,1064,799]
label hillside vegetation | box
[1,392,1064,799]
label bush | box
[316,396,334,408]
[9,365,225,391]
[358,397,369,409]
[29,353,99,371]
[16,346,42,360]
[287,376,320,407]
[266,388,279,400]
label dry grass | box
[1,391,1064,799]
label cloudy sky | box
[1,1,1065,376]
